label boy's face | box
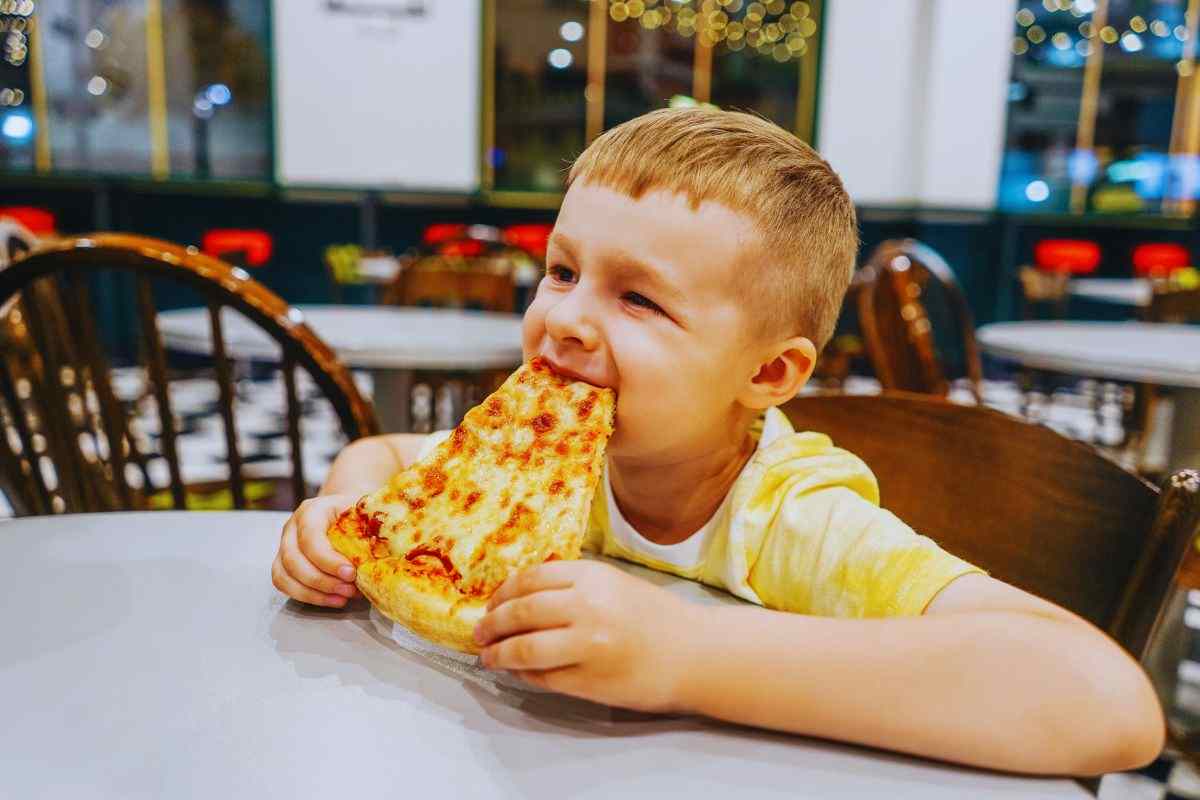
[522,182,768,461]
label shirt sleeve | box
[747,484,983,618]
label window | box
[12,0,269,179]
[488,0,823,196]
[1000,0,1189,214]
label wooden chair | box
[780,392,1200,662]
[1146,282,1200,324]
[380,252,516,431]
[856,239,983,402]
[1017,265,1070,320]
[0,234,379,516]
[0,217,38,266]
[383,253,516,313]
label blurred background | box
[2,0,1191,314]
[3,5,1200,792]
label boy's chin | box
[603,424,632,456]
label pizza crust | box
[356,559,487,654]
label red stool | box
[1034,239,1101,275]
[201,229,273,268]
[0,206,56,236]
[502,223,552,259]
[422,223,467,247]
[1132,242,1189,278]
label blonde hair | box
[567,107,858,350]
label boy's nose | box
[545,295,601,351]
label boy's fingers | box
[487,561,579,611]
[480,628,581,672]
[296,501,356,580]
[271,553,347,608]
[474,589,573,646]
[280,521,357,596]
[512,666,578,693]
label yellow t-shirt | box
[418,407,981,618]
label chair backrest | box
[780,392,1200,659]
[1145,283,1200,324]
[856,239,983,402]
[385,254,515,312]
[0,218,38,267]
[1017,265,1070,320]
[0,234,379,516]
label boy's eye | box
[623,292,664,315]
[547,265,576,283]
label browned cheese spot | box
[578,391,598,420]
[422,467,448,496]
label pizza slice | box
[327,357,615,653]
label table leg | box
[369,369,413,434]
[1170,388,1200,474]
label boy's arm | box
[319,433,426,496]
[475,564,1164,777]
[675,572,1164,776]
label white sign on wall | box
[273,0,481,191]
[817,0,1015,209]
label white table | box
[1069,278,1152,308]
[158,305,524,432]
[0,511,1088,799]
[979,321,1200,471]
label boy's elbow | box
[1096,688,1164,775]
[1066,659,1165,776]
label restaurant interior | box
[2,0,1200,797]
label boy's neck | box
[607,417,758,546]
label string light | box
[599,0,819,62]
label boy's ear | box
[739,337,817,410]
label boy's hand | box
[271,493,363,608]
[473,560,698,712]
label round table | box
[1,511,1090,799]
[158,305,525,433]
[1069,279,1152,308]
[978,321,1200,471]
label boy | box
[271,108,1163,775]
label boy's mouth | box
[538,356,611,391]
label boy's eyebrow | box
[550,233,686,305]
[610,254,687,305]
[549,232,579,259]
